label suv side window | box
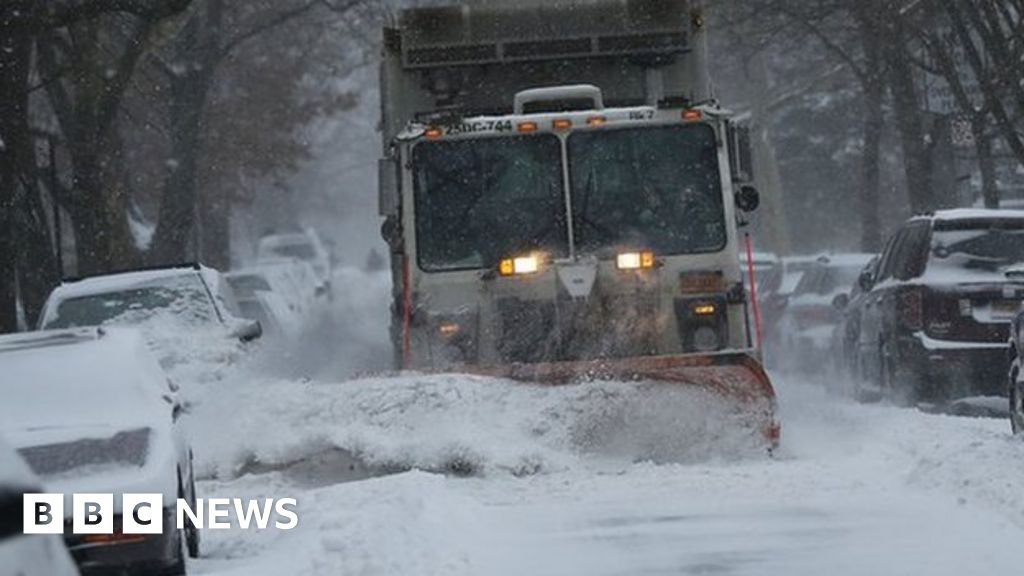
[876,230,905,283]
[892,222,930,281]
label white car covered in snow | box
[0,328,199,575]
[38,264,261,340]
[37,264,262,377]
[0,434,79,576]
[777,253,874,369]
[256,229,333,298]
[226,267,305,337]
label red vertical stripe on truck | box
[745,233,763,350]
[402,257,412,369]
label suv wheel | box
[1010,360,1024,434]
[880,344,914,407]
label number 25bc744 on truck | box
[377,0,778,450]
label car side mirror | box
[233,319,263,343]
[735,185,760,213]
[832,293,850,311]
[858,270,875,291]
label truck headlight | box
[616,251,655,270]
[499,254,542,276]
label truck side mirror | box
[727,122,754,183]
[736,185,760,212]
[379,157,399,217]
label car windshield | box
[930,221,1024,272]
[413,134,567,271]
[43,275,218,329]
[794,264,864,296]
[270,244,316,261]
[568,124,726,256]
[227,275,272,296]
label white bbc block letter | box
[122,494,163,534]
[207,498,231,529]
[73,494,113,534]
[23,494,63,534]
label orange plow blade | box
[455,351,780,449]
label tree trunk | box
[200,186,231,269]
[855,2,885,252]
[975,128,998,208]
[150,68,213,264]
[860,88,884,251]
[69,147,138,275]
[885,21,933,215]
[0,2,33,333]
[746,51,788,254]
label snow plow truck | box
[378,0,779,448]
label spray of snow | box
[189,369,769,481]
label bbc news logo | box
[24,494,298,534]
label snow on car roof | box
[914,208,1024,222]
[816,253,875,267]
[259,233,312,248]
[50,265,217,301]
[0,328,168,436]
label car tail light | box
[924,293,957,336]
[900,287,923,331]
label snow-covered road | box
[174,268,1024,575]
[184,371,1024,576]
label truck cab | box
[379,0,760,370]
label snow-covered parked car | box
[0,434,79,576]
[740,250,778,288]
[858,210,1024,404]
[37,264,261,378]
[256,229,333,298]
[758,255,822,365]
[777,253,874,371]
[226,268,303,337]
[0,328,199,575]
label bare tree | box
[0,0,191,331]
[149,0,365,267]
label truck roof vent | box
[399,1,691,70]
[514,85,604,115]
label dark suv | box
[857,210,1024,403]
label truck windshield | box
[413,135,567,272]
[568,124,726,256]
